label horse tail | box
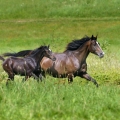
[3,50,32,57]
[0,56,5,61]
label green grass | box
[0,0,120,119]
[0,20,120,52]
[0,79,120,120]
[0,0,120,19]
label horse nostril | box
[100,53,104,58]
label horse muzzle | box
[99,52,104,58]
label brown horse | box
[0,45,56,84]
[3,35,104,87]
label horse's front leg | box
[33,72,43,81]
[22,75,29,82]
[80,72,98,87]
[31,73,40,82]
[24,75,29,81]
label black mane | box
[65,35,96,51]
[30,46,47,56]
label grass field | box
[0,0,120,19]
[0,0,120,120]
[0,80,120,120]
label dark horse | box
[3,35,104,87]
[0,45,56,84]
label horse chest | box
[79,63,87,72]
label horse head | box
[42,45,56,61]
[88,35,104,58]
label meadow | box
[0,0,120,120]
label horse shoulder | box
[24,57,37,69]
[40,57,53,71]
[65,53,80,69]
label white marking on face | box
[96,41,101,48]
[96,42,104,55]
[49,49,51,52]
[25,61,26,64]
[96,42,99,45]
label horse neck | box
[31,50,44,65]
[73,44,90,63]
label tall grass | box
[0,79,120,120]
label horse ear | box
[91,35,94,40]
[48,45,50,48]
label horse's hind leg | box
[80,72,98,87]
[3,63,14,85]
[68,73,74,83]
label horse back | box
[2,57,36,74]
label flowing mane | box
[65,36,96,51]
[29,46,47,56]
